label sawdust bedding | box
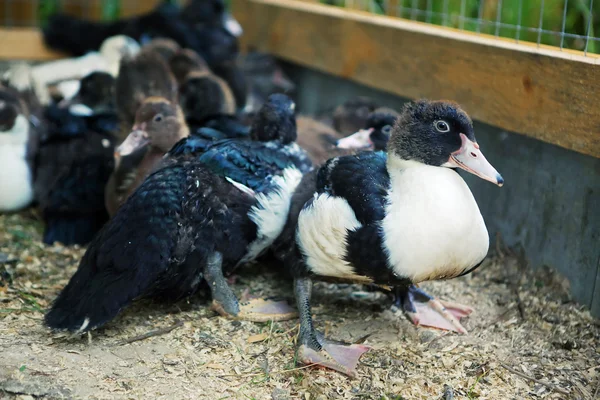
[0,210,598,400]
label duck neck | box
[386,153,427,174]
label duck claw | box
[298,342,370,378]
[395,285,473,334]
[211,298,298,322]
[405,298,472,334]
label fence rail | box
[233,0,600,158]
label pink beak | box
[116,130,149,157]
[335,128,374,150]
[446,133,504,186]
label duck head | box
[169,49,210,84]
[140,38,181,63]
[180,0,243,37]
[179,71,236,121]
[389,100,503,186]
[333,96,379,135]
[335,108,399,151]
[64,72,116,116]
[116,97,189,157]
[250,93,297,144]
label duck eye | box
[434,120,450,133]
[381,125,392,135]
[153,114,163,123]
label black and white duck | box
[44,94,311,333]
[167,93,311,193]
[34,71,118,245]
[331,96,380,135]
[335,107,400,151]
[277,100,503,377]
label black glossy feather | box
[168,137,309,193]
[196,115,250,138]
[36,106,118,245]
[198,140,302,192]
[317,151,389,225]
[45,160,256,332]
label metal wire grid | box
[321,0,600,55]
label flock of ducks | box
[0,0,504,378]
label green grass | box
[467,371,488,399]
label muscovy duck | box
[169,48,210,84]
[35,104,118,245]
[335,108,400,151]
[105,97,189,217]
[44,95,312,332]
[276,100,503,377]
[115,46,178,138]
[332,96,380,135]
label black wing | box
[197,140,302,193]
[317,151,389,225]
[168,137,309,193]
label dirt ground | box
[1,210,599,400]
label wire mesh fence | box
[319,0,600,55]
[1,1,597,56]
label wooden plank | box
[0,0,166,61]
[232,0,600,158]
[0,28,66,60]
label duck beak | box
[447,133,504,187]
[222,13,243,37]
[335,128,374,150]
[116,129,149,157]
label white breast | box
[297,193,368,280]
[381,157,489,283]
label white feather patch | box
[226,177,256,196]
[57,79,81,101]
[240,167,303,264]
[77,318,91,334]
[297,193,366,280]
[6,63,33,91]
[69,103,94,117]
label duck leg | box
[295,277,370,378]
[393,285,473,334]
[205,252,297,322]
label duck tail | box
[42,212,108,246]
[44,244,124,332]
[44,225,165,333]
[45,163,190,333]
